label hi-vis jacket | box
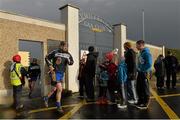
[10,63,23,86]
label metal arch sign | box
[79,11,113,33]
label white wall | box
[60,5,79,92]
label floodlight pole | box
[142,9,145,41]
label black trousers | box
[136,72,150,105]
[13,85,22,108]
[79,77,85,96]
[166,71,177,88]
[84,75,95,99]
[156,76,164,88]
[108,80,117,102]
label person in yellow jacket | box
[10,54,29,110]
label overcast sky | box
[0,0,179,49]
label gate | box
[79,11,114,61]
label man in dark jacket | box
[124,42,138,104]
[84,46,98,102]
[154,55,165,90]
[28,58,41,98]
[135,40,152,109]
[164,51,179,89]
[44,41,74,113]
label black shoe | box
[86,98,95,102]
[28,92,32,99]
[172,86,176,89]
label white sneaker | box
[117,104,127,109]
[128,100,135,104]
[134,100,138,104]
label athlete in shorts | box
[43,41,74,113]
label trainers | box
[43,96,49,107]
[117,104,127,109]
[135,104,148,110]
[16,104,24,110]
[57,107,64,113]
[78,96,84,99]
[128,100,136,104]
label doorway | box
[19,40,43,98]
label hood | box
[119,60,126,67]
[88,52,99,58]
[141,47,150,54]
[105,52,114,61]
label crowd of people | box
[78,40,153,110]
[154,51,179,90]
[9,40,179,114]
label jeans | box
[13,85,22,108]
[116,82,127,105]
[166,70,177,88]
[127,80,138,101]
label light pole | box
[142,9,145,41]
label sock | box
[44,96,48,101]
[56,102,61,108]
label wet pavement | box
[0,79,180,119]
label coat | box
[124,48,137,80]
[117,60,127,84]
[154,59,165,77]
[84,52,99,77]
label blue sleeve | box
[118,66,123,82]
[142,53,152,72]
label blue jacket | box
[117,60,127,83]
[138,48,152,72]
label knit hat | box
[105,52,114,61]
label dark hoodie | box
[45,48,74,72]
[84,52,99,77]
[28,63,41,78]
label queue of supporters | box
[9,40,179,113]
[78,40,153,110]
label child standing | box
[117,57,128,109]
[97,56,110,104]
[106,52,118,103]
